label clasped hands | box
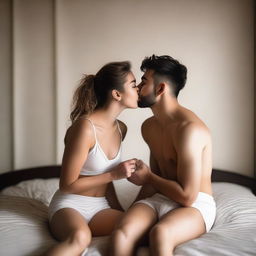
[127,159,151,186]
[112,159,151,186]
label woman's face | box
[120,72,139,108]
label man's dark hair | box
[140,55,187,97]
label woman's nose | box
[136,86,139,93]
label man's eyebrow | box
[141,75,147,80]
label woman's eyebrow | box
[129,79,136,84]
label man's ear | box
[112,89,122,101]
[155,83,165,96]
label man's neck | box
[151,97,181,125]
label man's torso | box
[143,107,212,195]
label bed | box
[0,165,256,256]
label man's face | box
[137,69,157,108]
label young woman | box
[46,61,139,256]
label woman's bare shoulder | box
[64,118,95,146]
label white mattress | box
[1,179,256,256]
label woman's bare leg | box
[110,203,157,256]
[149,207,205,256]
[88,208,124,236]
[45,208,92,256]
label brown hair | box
[70,61,131,123]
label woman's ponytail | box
[70,74,97,123]
[70,61,131,123]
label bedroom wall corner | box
[254,0,256,179]
[0,0,13,173]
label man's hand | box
[127,160,151,186]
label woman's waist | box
[75,179,107,197]
[57,181,107,197]
[79,190,106,197]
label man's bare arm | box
[149,124,206,206]
[130,124,207,207]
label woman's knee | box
[69,228,92,249]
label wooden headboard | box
[0,165,61,190]
[0,166,255,195]
[211,169,256,195]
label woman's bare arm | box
[59,119,135,194]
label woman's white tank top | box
[80,119,122,176]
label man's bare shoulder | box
[117,119,127,141]
[141,116,158,142]
[175,120,211,148]
[141,116,157,128]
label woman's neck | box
[90,102,123,127]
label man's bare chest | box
[149,137,178,180]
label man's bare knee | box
[69,228,91,249]
[112,226,132,242]
[150,224,173,243]
[110,227,138,256]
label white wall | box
[0,0,254,177]
[13,0,56,168]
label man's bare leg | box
[149,207,205,256]
[110,203,157,256]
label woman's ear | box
[112,89,122,101]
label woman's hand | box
[128,160,151,186]
[110,159,137,180]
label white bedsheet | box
[1,179,256,256]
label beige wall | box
[254,0,256,178]
[13,0,56,168]
[0,0,13,171]
[0,0,254,177]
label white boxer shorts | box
[135,192,216,232]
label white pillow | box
[1,178,59,206]
[212,182,256,227]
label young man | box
[110,55,216,256]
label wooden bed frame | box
[0,165,255,195]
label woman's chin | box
[130,103,138,109]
